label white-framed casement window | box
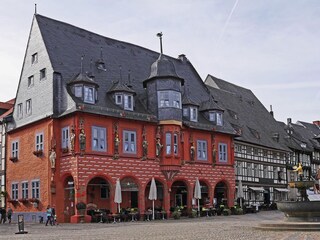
[123,130,136,153]
[61,127,70,149]
[166,133,171,154]
[209,112,215,122]
[28,75,34,88]
[31,180,40,199]
[217,112,223,126]
[115,94,122,105]
[17,103,23,119]
[190,107,198,122]
[31,52,38,64]
[92,126,106,151]
[36,133,44,151]
[26,99,32,115]
[124,94,133,110]
[158,90,181,109]
[84,86,95,104]
[11,183,19,200]
[75,85,83,98]
[173,133,178,155]
[197,140,207,160]
[218,143,228,162]
[21,181,29,199]
[11,140,19,158]
[40,68,46,80]
[183,108,188,117]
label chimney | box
[313,121,320,127]
[287,118,292,125]
[178,54,187,62]
[270,105,274,117]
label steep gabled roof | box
[206,75,290,151]
[34,14,234,134]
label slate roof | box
[296,121,320,151]
[35,15,234,134]
[206,75,290,151]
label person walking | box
[45,205,53,226]
[7,207,12,224]
[0,208,6,224]
[51,206,56,225]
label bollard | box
[15,214,28,234]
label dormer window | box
[115,94,122,105]
[209,111,223,126]
[75,85,83,97]
[124,94,133,110]
[84,86,95,104]
[158,90,181,109]
[190,107,198,122]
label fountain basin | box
[277,201,320,222]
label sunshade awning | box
[274,188,289,192]
[249,187,265,192]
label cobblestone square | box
[0,211,319,240]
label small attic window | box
[190,107,198,122]
[84,86,95,104]
[115,94,122,105]
[227,109,238,120]
[75,85,83,97]
[209,111,223,126]
[248,127,260,139]
[300,143,306,148]
[124,94,133,111]
[40,68,46,80]
[31,53,38,64]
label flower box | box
[9,157,18,162]
[29,198,39,203]
[19,198,29,203]
[8,199,19,204]
[33,150,43,157]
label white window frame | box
[28,75,34,88]
[190,107,198,122]
[197,140,207,160]
[11,140,19,158]
[218,143,228,162]
[31,180,40,199]
[209,112,215,122]
[123,130,136,154]
[21,181,29,199]
[61,127,70,149]
[166,133,171,154]
[158,90,181,109]
[173,133,178,155]
[92,126,106,152]
[26,99,32,116]
[40,68,46,80]
[115,94,122,105]
[36,132,44,151]
[84,86,95,104]
[11,183,19,200]
[217,112,223,126]
[75,85,83,98]
[124,94,133,110]
[183,108,188,117]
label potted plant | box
[18,198,29,203]
[172,210,181,219]
[33,149,43,157]
[189,209,197,218]
[9,156,18,162]
[222,208,231,216]
[76,201,87,221]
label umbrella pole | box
[198,199,200,217]
[118,203,120,214]
[152,200,155,220]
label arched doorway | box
[64,176,75,223]
[214,181,228,207]
[121,177,139,209]
[145,179,164,211]
[86,177,111,210]
[171,181,188,209]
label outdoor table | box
[129,212,137,222]
[145,211,152,221]
[112,213,120,223]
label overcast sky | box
[0,0,319,123]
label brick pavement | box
[0,211,319,240]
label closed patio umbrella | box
[237,180,244,208]
[194,177,201,217]
[148,177,157,220]
[114,178,122,213]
